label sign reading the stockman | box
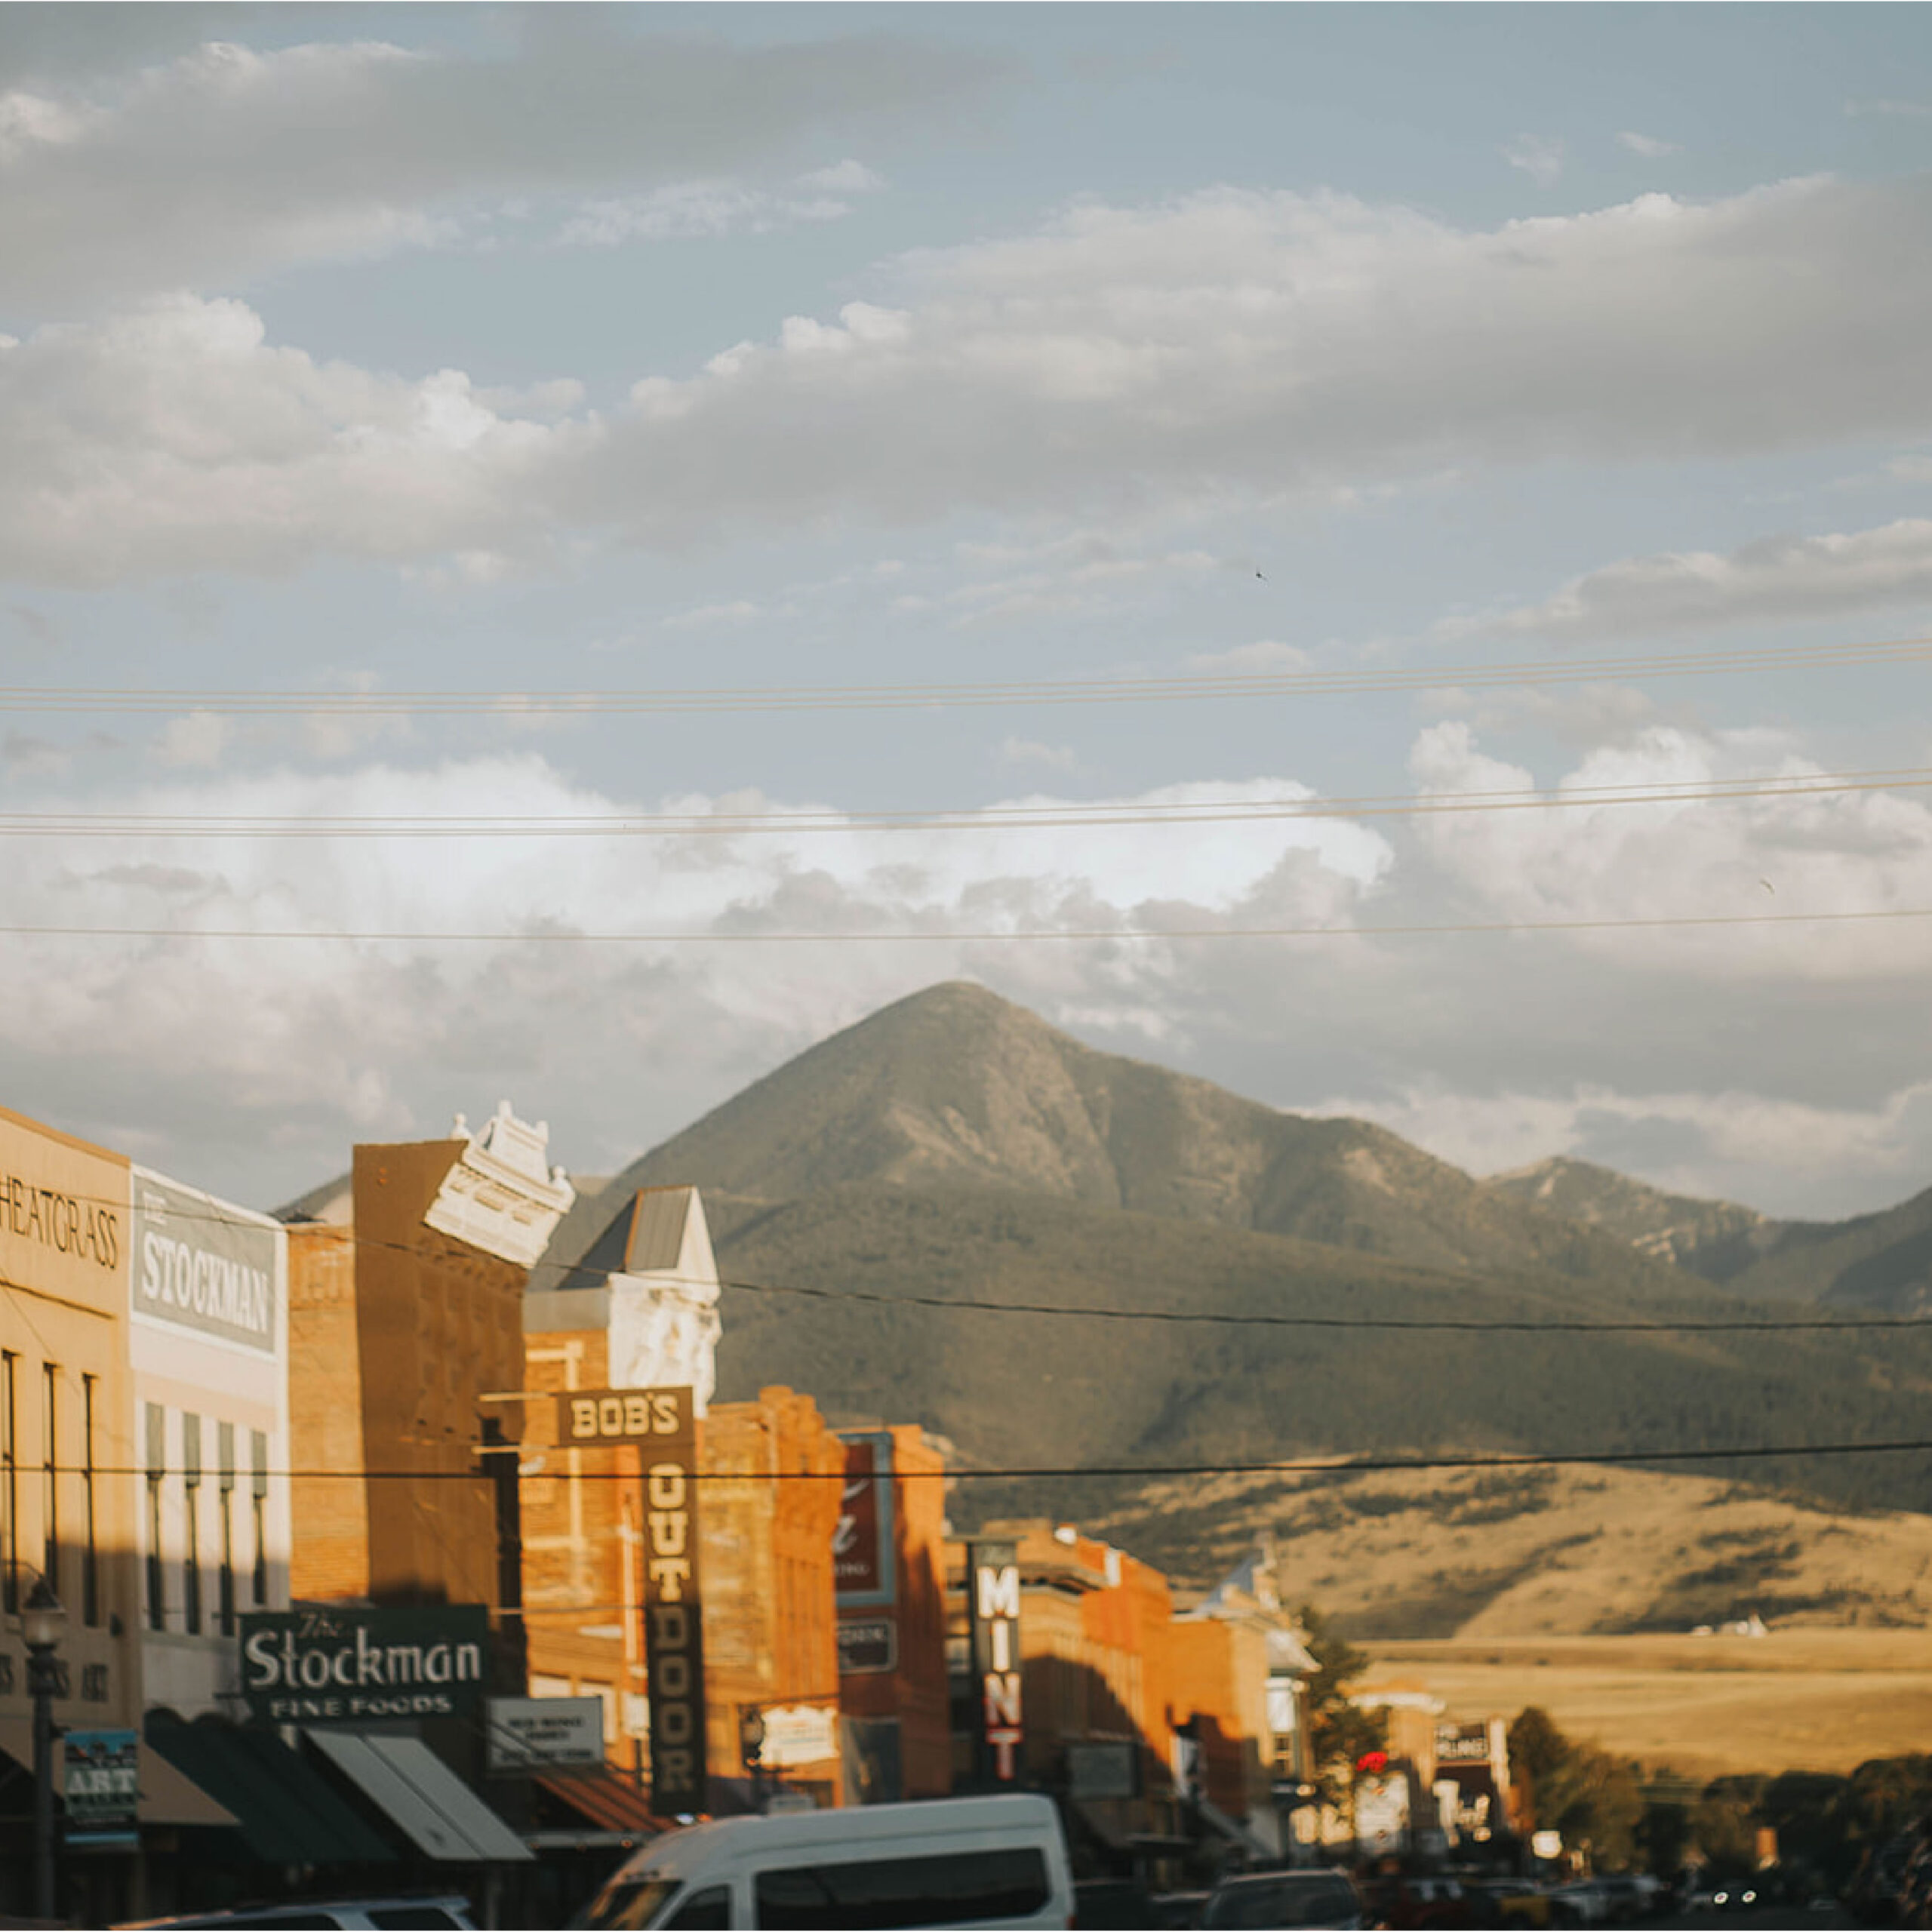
[239,1607,491,1723]
[132,1167,281,1355]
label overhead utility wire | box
[3,905,1927,944]
[5,766,1926,839]
[45,1438,1932,1484]
[1,630,1927,718]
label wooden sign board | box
[555,1385,695,1451]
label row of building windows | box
[0,1349,103,1629]
[144,1404,271,1638]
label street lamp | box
[739,1706,766,1814]
[24,1575,69,1923]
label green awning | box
[144,1718,395,1867]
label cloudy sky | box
[5,4,1932,1220]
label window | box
[580,1877,681,1930]
[41,1364,58,1597]
[2,1351,16,1614]
[81,1374,99,1626]
[183,1412,202,1635]
[665,1887,731,1930]
[145,1403,166,1632]
[217,1420,237,1635]
[1203,1876,1361,1930]
[753,1848,1051,1930]
[251,1429,269,1604]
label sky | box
[3,3,1932,1221]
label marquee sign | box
[239,1606,490,1723]
[639,1386,706,1813]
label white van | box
[572,1793,1074,1930]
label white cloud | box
[1494,514,1932,639]
[557,180,859,248]
[1845,98,1932,118]
[154,709,231,770]
[995,737,1083,774]
[1617,131,1680,158]
[1404,719,1932,983]
[1186,639,1317,676]
[15,177,1932,583]
[1503,134,1565,185]
[0,28,1003,305]
[794,158,886,195]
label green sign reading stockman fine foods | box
[239,1607,491,1723]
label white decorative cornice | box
[424,1100,575,1268]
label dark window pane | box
[665,1887,732,1930]
[756,1849,1049,1930]
[368,1910,466,1928]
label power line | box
[54,1437,1932,1484]
[1,631,1927,718]
[5,765,1925,839]
[2,905,1927,944]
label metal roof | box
[305,1730,532,1864]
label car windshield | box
[575,1877,685,1931]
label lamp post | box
[739,1706,765,1814]
[23,1574,69,1923]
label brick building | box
[280,1104,574,1634]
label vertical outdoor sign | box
[638,1386,706,1813]
[966,1539,1023,1784]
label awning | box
[534,1767,662,1838]
[304,1730,532,1865]
[144,1718,395,1866]
[0,1720,235,1830]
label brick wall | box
[286,1223,369,1602]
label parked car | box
[1075,1878,1167,1928]
[1198,1869,1368,1930]
[571,1792,1074,1930]
[118,1899,474,1930]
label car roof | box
[622,1793,1061,1866]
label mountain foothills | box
[538,982,1932,1626]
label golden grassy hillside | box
[1361,1631,1932,1778]
[1098,1461,1932,1635]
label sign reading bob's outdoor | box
[132,1167,280,1354]
[239,1606,491,1722]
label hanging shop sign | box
[487,1696,606,1774]
[557,1386,697,1451]
[239,1605,491,1723]
[640,1386,706,1813]
[967,1540,1023,1785]
[833,1431,897,1608]
[63,1729,140,1849]
[836,1617,897,1677]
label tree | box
[1297,1605,1389,1807]
[1506,1707,1646,1872]
[1691,1774,1768,1878]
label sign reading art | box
[967,1540,1023,1784]
[638,1386,706,1813]
[557,1386,696,1450]
[63,1729,139,1848]
[834,1432,897,1607]
[239,1606,490,1723]
[132,1168,279,1354]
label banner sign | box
[239,1606,491,1723]
[967,1540,1023,1784]
[833,1432,897,1608]
[641,1386,706,1813]
[836,1617,897,1676]
[132,1168,279,1355]
[558,1386,697,1451]
[63,1729,139,1848]
[488,1696,605,1773]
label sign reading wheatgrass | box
[239,1606,490,1723]
[132,1168,279,1354]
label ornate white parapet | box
[425,1100,577,1268]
